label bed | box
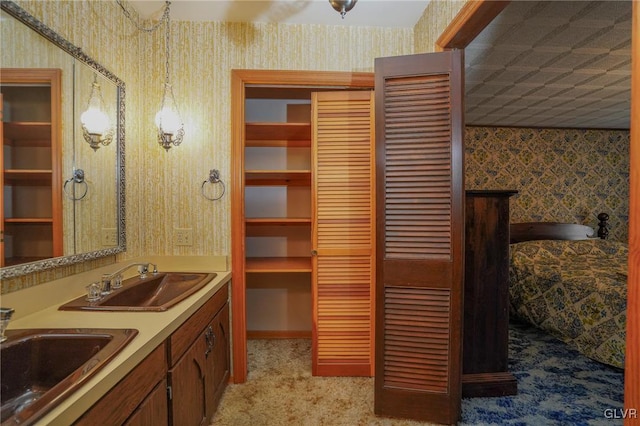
[508,217,628,369]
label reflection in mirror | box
[70,63,118,255]
[0,2,125,279]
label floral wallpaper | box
[465,126,630,242]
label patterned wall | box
[413,0,465,53]
[465,126,630,242]
[124,18,414,262]
[2,1,414,293]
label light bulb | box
[81,106,110,135]
[155,106,181,135]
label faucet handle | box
[112,274,123,290]
[0,308,14,343]
[101,273,113,295]
[0,308,14,321]
[138,264,149,278]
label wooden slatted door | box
[311,91,375,377]
[374,51,465,423]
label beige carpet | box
[211,339,436,426]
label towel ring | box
[63,169,88,200]
[201,169,225,201]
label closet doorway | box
[231,70,375,383]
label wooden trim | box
[230,70,248,384]
[231,70,374,385]
[435,1,510,51]
[49,69,62,257]
[625,0,639,421]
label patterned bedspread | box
[509,239,628,369]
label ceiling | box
[129,0,432,28]
[129,0,632,130]
[465,1,631,130]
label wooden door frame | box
[231,69,374,383]
[436,0,639,418]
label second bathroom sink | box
[59,272,217,312]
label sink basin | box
[0,328,137,425]
[59,272,217,312]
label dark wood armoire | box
[462,189,518,398]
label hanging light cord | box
[163,3,171,87]
[116,0,170,33]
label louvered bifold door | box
[374,51,465,424]
[311,91,375,377]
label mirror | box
[0,1,125,279]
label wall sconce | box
[155,1,184,151]
[80,74,114,151]
[329,0,358,19]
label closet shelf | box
[3,122,52,143]
[4,169,52,184]
[246,257,312,273]
[245,218,311,226]
[5,218,54,224]
[245,170,311,186]
[245,122,311,142]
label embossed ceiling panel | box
[465,1,632,130]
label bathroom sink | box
[0,328,137,425]
[59,272,217,312]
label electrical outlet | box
[102,228,118,246]
[174,228,193,246]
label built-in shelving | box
[245,122,311,141]
[242,91,313,337]
[1,68,62,267]
[244,170,311,186]
[245,257,312,272]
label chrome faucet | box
[1,307,15,343]
[100,262,158,295]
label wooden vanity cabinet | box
[75,344,168,425]
[76,283,230,426]
[167,283,230,425]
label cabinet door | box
[311,90,375,377]
[209,303,230,413]
[124,379,169,426]
[169,333,207,426]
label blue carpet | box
[461,320,625,426]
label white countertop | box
[2,256,231,426]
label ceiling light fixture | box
[329,0,358,19]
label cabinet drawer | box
[75,343,166,425]
[168,284,228,366]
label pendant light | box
[155,1,184,151]
[80,74,114,151]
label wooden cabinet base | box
[462,372,517,398]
